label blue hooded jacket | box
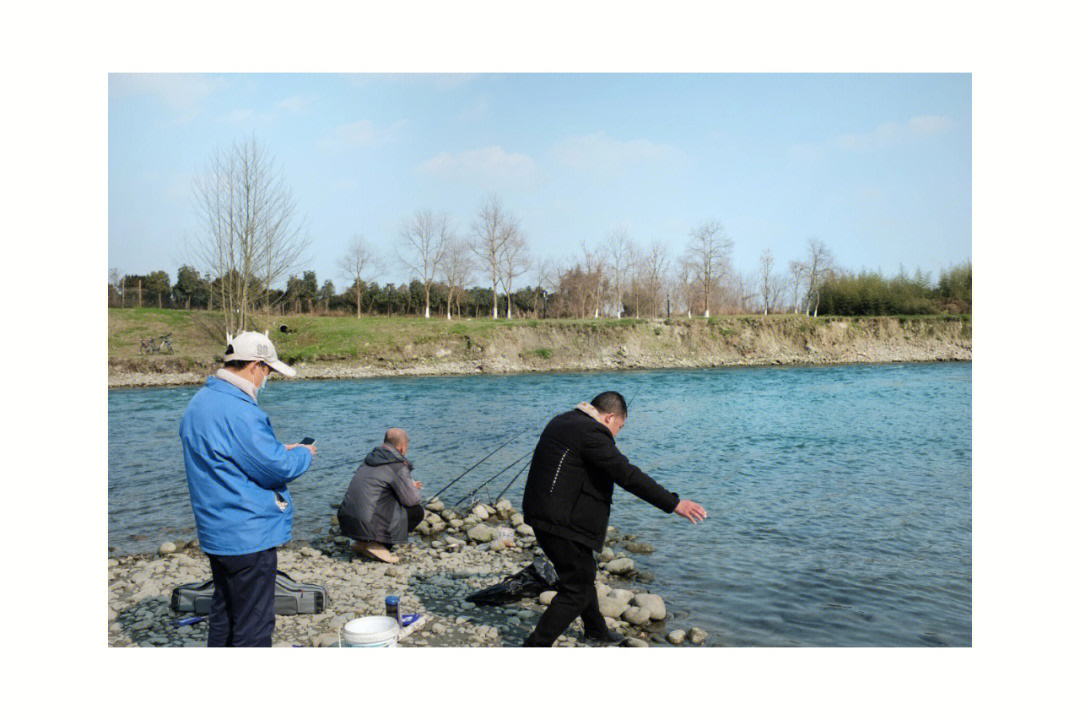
[179,375,312,555]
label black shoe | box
[583,628,626,646]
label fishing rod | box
[493,459,532,504]
[452,449,533,507]
[426,426,532,501]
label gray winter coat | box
[337,444,422,545]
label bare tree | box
[399,209,451,319]
[532,257,560,319]
[338,236,381,318]
[470,194,513,319]
[675,254,697,317]
[641,241,670,318]
[109,268,122,307]
[497,220,530,320]
[759,249,776,316]
[582,242,608,318]
[191,137,307,341]
[788,260,807,313]
[441,235,474,320]
[606,228,634,318]
[803,238,835,317]
[687,220,734,318]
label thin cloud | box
[109,74,227,118]
[458,97,490,123]
[419,146,537,188]
[347,73,477,91]
[328,119,408,147]
[794,115,956,159]
[275,95,316,113]
[549,132,684,175]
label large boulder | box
[622,606,652,626]
[608,588,635,605]
[510,513,524,527]
[688,628,707,645]
[598,596,630,619]
[595,582,612,599]
[606,558,635,575]
[516,523,535,537]
[471,505,490,521]
[467,524,496,543]
[631,593,666,621]
[157,542,176,556]
[426,499,445,512]
[538,591,557,606]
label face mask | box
[257,365,269,392]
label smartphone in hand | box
[300,437,315,446]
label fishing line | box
[493,459,532,504]
[452,449,533,507]
[426,426,531,501]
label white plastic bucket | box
[339,616,399,647]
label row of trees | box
[109,136,972,326]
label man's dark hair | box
[591,391,628,418]
[223,359,250,370]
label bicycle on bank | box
[139,333,174,355]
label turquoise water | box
[108,362,971,646]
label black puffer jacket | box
[522,404,679,551]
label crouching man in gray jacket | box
[338,428,424,564]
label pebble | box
[624,541,654,554]
[666,629,686,645]
[107,501,700,650]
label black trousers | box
[406,504,425,532]
[206,547,277,647]
[523,530,607,646]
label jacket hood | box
[574,402,613,436]
[364,443,414,470]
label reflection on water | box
[109,362,971,646]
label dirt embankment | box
[108,315,971,388]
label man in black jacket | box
[521,391,707,646]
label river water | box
[108,362,971,646]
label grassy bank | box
[108,308,971,386]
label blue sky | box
[109,73,970,288]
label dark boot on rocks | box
[583,628,627,646]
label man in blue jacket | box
[180,331,315,647]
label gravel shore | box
[107,498,708,648]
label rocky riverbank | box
[107,315,971,388]
[107,498,708,648]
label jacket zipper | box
[549,449,569,493]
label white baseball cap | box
[223,331,296,377]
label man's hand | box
[285,443,316,458]
[674,499,707,524]
[414,480,422,489]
